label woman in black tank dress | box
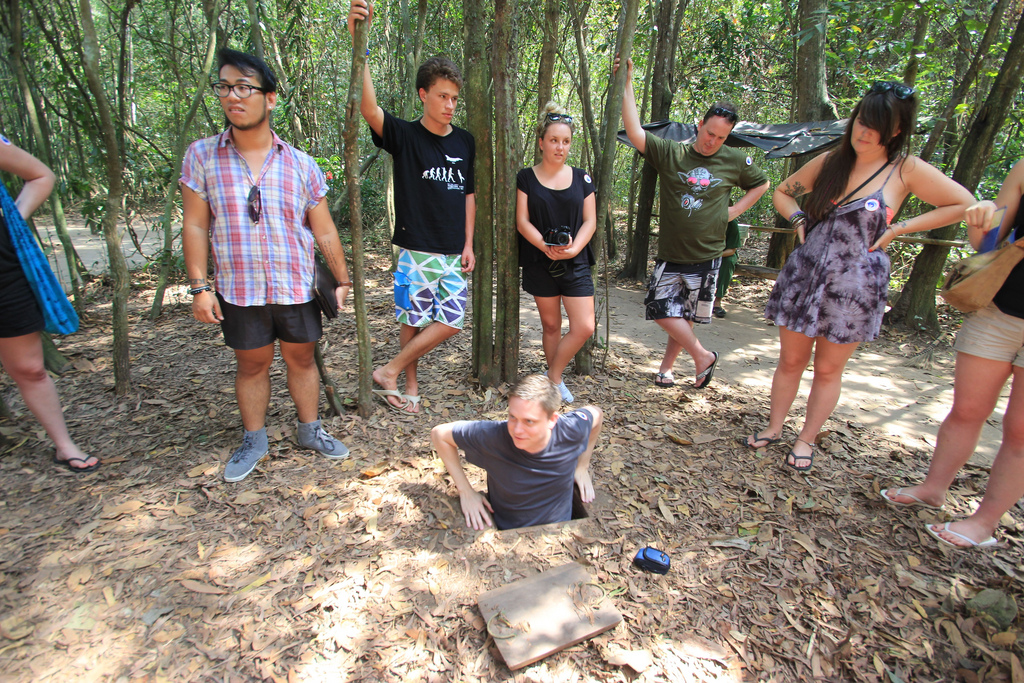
[882,161,1024,549]
[0,136,98,472]
[516,103,596,404]
[746,82,973,472]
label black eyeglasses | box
[868,81,915,100]
[212,82,269,99]
[546,113,574,124]
[708,106,738,123]
[247,185,261,223]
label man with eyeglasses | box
[181,48,353,483]
[349,0,475,415]
[617,56,770,390]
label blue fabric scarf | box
[0,179,79,335]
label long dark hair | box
[803,84,917,222]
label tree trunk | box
[464,0,496,385]
[151,0,225,319]
[568,0,600,171]
[492,0,521,384]
[8,0,85,312]
[41,332,70,374]
[916,0,1008,167]
[620,0,687,281]
[245,0,265,60]
[345,14,374,417]
[533,0,561,164]
[888,9,1024,334]
[766,0,834,269]
[79,0,131,396]
[575,0,640,375]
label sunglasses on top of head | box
[868,81,915,100]
[708,106,738,123]
[546,113,573,124]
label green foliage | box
[0,0,1021,274]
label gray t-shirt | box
[452,410,593,530]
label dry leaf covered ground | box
[1,256,1022,683]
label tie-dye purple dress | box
[764,185,894,344]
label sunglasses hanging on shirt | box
[248,185,261,223]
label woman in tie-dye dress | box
[744,82,974,472]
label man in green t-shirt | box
[617,56,769,389]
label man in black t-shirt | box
[431,375,602,530]
[350,0,476,415]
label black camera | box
[543,226,572,246]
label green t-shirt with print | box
[644,131,768,264]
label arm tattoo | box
[190,278,206,286]
[782,180,806,197]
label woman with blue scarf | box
[0,136,98,473]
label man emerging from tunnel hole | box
[431,375,602,530]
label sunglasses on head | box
[707,106,738,123]
[546,113,573,124]
[247,185,261,223]
[868,81,915,100]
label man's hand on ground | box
[574,467,595,504]
[460,489,494,530]
[192,290,223,323]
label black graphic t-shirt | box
[516,166,596,268]
[371,109,476,255]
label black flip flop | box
[53,454,101,474]
[694,351,719,390]
[784,438,814,472]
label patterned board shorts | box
[395,248,467,329]
[644,258,720,324]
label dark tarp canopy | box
[616,119,848,159]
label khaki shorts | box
[953,303,1024,367]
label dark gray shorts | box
[522,261,595,298]
[217,293,322,350]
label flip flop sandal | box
[653,371,675,388]
[880,487,945,511]
[53,454,101,474]
[741,432,780,450]
[926,522,997,550]
[784,438,814,472]
[372,388,410,413]
[401,394,422,414]
[694,351,719,390]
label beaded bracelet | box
[189,285,212,296]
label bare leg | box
[890,352,1011,510]
[934,365,1024,545]
[534,296,563,371]
[234,344,275,431]
[786,336,859,468]
[538,296,595,384]
[654,317,716,382]
[373,321,459,411]
[0,332,96,468]
[280,340,320,423]
[399,323,419,402]
[747,326,813,448]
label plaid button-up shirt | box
[181,129,327,306]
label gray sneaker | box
[297,419,350,459]
[223,428,269,482]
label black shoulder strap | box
[836,160,891,207]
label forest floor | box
[0,251,1022,682]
